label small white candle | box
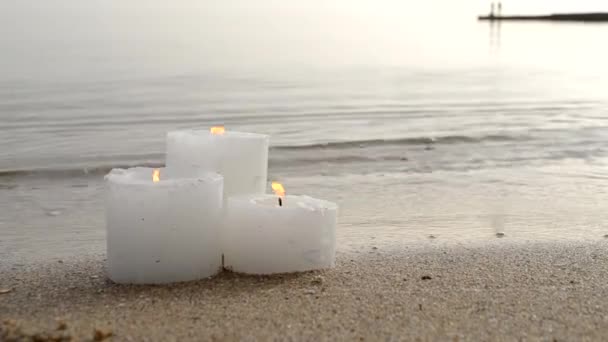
[222,184,337,274]
[166,127,269,198]
[105,167,223,284]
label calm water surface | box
[2,1,608,262]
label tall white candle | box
[105,167,223,284]
[222,192,338,274]
[166,128,269,198]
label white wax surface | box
[105,167,223,284]
[166,130,269,198]
[222,194,337,274]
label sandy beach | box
[2,240,608,341]
[4,0,608,341]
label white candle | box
[222,189,338,274]
[105,167,223,284]
[166,128,269,198]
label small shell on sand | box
[56,320,68,331]
[311,275,324,285]
[46,210,62,217]
[93,328,113,341]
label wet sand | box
[2,240,608,341]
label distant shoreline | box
[478,12,608,22]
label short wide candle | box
[105,167,223,284]
[222,194,338,274]
[166,129,269,198]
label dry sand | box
[2,240,608,341]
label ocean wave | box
[273,134,526,150]
[0,162,164,179]
[0,134,527,179]
[2,155,398,178]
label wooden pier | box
[478,12,608,22]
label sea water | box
[2,1,608,263]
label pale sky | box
[1,0,608,80]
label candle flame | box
[210,126,225,135]
[152,169,160,183]
[271,182,285,198]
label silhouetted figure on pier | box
[490,2,495,17]
[498,2,502,16]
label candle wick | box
[278,197,283,207]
